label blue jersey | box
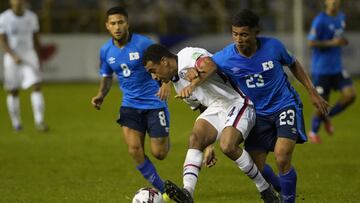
[99,33,166,109]
[308,12,346,75]
[212,37,302,116]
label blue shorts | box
[244,105,307,152]
[312,72,353,100]
[117,107,170,138]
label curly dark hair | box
[142,44,176,65]
[231,9,259,28]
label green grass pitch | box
[0,80,359,202]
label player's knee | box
[32,83,42,91]
[8,89,19,96]
[274,154,291,172]
[151,148,168,160]
[219,139,235,155]
[128,145,144,158]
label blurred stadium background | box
[0,0,359,202]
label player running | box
[143,44,280,203]
[307,0,356,143]
[90,7,171,200]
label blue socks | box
[311,116,322,133]
[137,157,165,193]
[279,167,297,203]
[328,103,345,117]
[262,164,281,192]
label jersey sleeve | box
[178,47,211,77]
[139,35,155,51]
[277,40,296,66]
[211,50,225,70]
[98,47,113,77]
[308,15,322,41]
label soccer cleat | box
[162,193,171,202]
[36,122,49,132]
[324,118,334,136]
[308,131,322,144]
[164,180,193,203]
[260,185,281,203]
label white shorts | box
[3,51,41,90]
[196,100,256,140]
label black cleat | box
[260,185,281,203]
[164,180,194,203]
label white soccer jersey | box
[173,47,255,139]
[0,9,39,54]
[176,47,248,108]
[0,9,41,90]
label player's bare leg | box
[6,89,22,131]
[122,127,166,193]
[274,137,296,203]
[31,83,48,132]
[165,119,217,202]
[221,127,279,202]
[150,136,170,160]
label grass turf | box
[0,80,359,203]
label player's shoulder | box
[25,9,37,17]
[259,36,283,48]
[99,38,114,55]
[177,47,211,59]
[213,43,234,59]
[130,33,154,46]
[0,9,13,18]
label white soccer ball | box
[132,187,164,203]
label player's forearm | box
[33,32,41,57]
[0,34,17,57]
[190,58,217,89]
[97,77,113,98]
[290,60,316,93]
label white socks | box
[183,149,203,196]
[31,91,45,125]
[235,149,269,192]
[7,95,21,128]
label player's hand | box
[185,68,199,82]
[175,84,194,99]
[156,82,171,101]
[11,54,22,64]
[331,38,348,46]
[91,94,104,110]
[309,88,329,116]
[203,145,217,168]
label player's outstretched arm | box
[308,37,348,48]
[91,76,113,110]
[289,60,329,116]
[176,57,217,99]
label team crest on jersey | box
[129,52,140,60]
[108,57,116,64]
[191,52,203,60]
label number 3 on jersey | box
[120,63,131,77]
[279,109,295,126]
[246,74,264,88]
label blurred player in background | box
[90,7,171,200]
[0,0,48,132]
[143,44,280,203]
[307,0,356,144]
[188,9,328,203]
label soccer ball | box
[132,187,164,203]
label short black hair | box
[231,9,259,28]
[143,44,176,65]
[106,6,128,19]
